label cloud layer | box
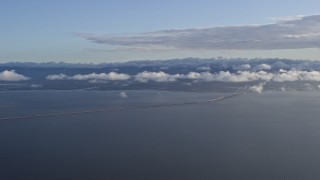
[79,15,320,50]
[46,72,130,81]
[47,69,320,83]
[0,70,30,81]
[134,71,181,82]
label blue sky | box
[1,0,320,63]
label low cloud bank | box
[0,70,30,81]
[134,71,181,82]
[47,69,320,83]
[46,72,130,81]
[135,70,320,83]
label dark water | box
[1,90,320,180]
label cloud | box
[182,69,320,82]
[249,83,265,94]
[268,15,306,22]
[79,15,320,50]
[46,69,320,84]
[134,71,274,83]
[0,70,30,81]
[182,71,273,82]
[46,73,70,80]
[134,71,181,82]
[72,72,130,81]
[273,69,320,82]
[46,72,130,81]
[254,64,272,71]
[120,91,128,98]
[184,72,209,80]
[272,70,300,81]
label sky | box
[1,0,320,63]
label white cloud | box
[79,15,320,51]
[254,64,272,71]
[273,70,300,82]
[215,71,273,82]
[273,70,320,82]
[249,83,265,94]
[134,71,181,82]
[46,73,70,80]
[120,91,128,98]
[72,72,130,81]
[182,71,273,82]
[184,72,205,80]
[46,72,130,81]
[47,69,320,83]
[88,79,108,84]
[198,69,320,83]
[0,70,30,81]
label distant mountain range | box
[1,57,320,70]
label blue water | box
[1,90,320,180]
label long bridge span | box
[1,93,242,121]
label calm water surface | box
[1,90,320,180]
